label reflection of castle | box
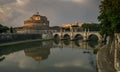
[24,41,53,61]
[24,48,50,61]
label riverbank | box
[97,45,116,72]
[0,38,53,47]
[0,33,42,44]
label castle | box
[16,12,51,34]
[24,12,49,30]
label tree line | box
[0,24,9,33]
[81,23,100,31]
[0,24,14,33]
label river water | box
[0,40,99,72]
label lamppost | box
[84,28,87,41]
[60,27,63,39]
[70,24,73,40]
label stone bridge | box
[53,31,102,41]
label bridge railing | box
[54,31,99,33]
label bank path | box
[97,45,116,72]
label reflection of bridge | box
[53,30,102,41]
[0,39,100,62]
[53,40,99,50]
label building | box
[16,12,51,34]
[61,21,84,32]
[24,12,50,34]
[24,12,49,30]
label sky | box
[0,0,101,27]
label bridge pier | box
[83,36,88,41]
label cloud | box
[16,0,30,6]
[61,0,87,4]
[0,0,101,27]
[53,60,92,70]
[0,7,11,22]
[0,0,16,5]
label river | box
[0,40,99,72]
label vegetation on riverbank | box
[81,23,100,31]
[0,24,9,33]
[98,0,120,37]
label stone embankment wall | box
[97,33,120,72]
[0,33,42,44]
[114,33,120,71]
[105,33,120,72]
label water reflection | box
[0,40,99,62]
[0,40,53,62]
[54,39,60,44]
[0,40,99,72]
[0,56,5,62]
[24,47,50,61]
[63,40,70,45]
[74,40,81,47]
[88,41,98,48]
[53,39,98,49]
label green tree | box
[98,0,120,36]
[81,23,100,31]
[10,27,14,33]
[0,24,9,33]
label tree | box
[10,27,14,33]
[98,0,120,36]
[81,23,100,31]
[0,24,9,33]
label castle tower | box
[24,12,49,30]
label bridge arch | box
[88,34,99,41]
[53,31,102,41]
[54,39,60,44]
[63,34,70,40]
[54,34,60,40]
[74,34,83,40]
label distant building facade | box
[61,21,84,32]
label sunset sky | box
[0,0,101,27]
